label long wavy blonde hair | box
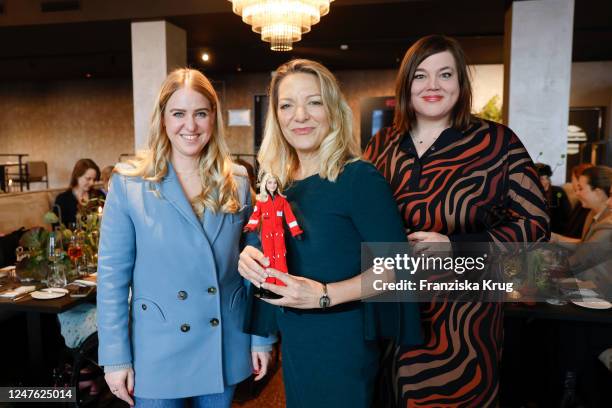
[257,59,359,188]
[117,68,240,215]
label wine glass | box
[67,235,84,276]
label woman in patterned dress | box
[364,35,550,407]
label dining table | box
[505,300,612,324]
[0,274,96,383]
[503,299,612,406]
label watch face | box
[319,295,330,308]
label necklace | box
[412,132,440,145]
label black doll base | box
[254,287,282,300]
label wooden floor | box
[232,368,285,408]
[82,366,286,408]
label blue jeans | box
[134,386,236,408]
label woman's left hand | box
[260,269,324,309]
[251,351,272,381]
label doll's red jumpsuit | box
[244,194,303,286]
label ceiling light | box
[340,44,348,50]
[229,0,333,51]
[201,52,210,62]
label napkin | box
[73,279,97,287]
[0,285,36,298]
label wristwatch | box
[319,283,331,309]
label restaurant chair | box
[25,161,49,189]
[6,161,49,191]
[0,164,6,192]
[54,331,103,407]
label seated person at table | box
[54,162,103,394]
[54,159,103,227]
[99,165,114,196]
[536,163,571,234]
[552,166,612,246]
[57,302,100,394]
[561,167,612,295]
[564,163,595,238]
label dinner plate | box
[30,290,66,300]
[571,297,612,310]
[41,288,69,294]
[568,289,599,298]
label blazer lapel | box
[584,208,612,241]
[160,164,206,237]
[203,210,226,246]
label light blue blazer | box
[97,163,274,399]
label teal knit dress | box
[250,160,422,408]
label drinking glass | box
[67,235,84,276]
[47,262,67,288]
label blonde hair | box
[257,59,360,188]
[257,172,285,202]
[117,68,240,215]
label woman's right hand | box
[105,368,135,407]
[238,246,269,287]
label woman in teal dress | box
[238,59,422,408]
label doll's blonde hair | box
[257,59,360,189]
[116,68,240,216]
[257,172,285,202]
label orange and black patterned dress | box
[364,117,549,407]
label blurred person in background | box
[53,158,103,227]
[536,163,571,234]
[99,165,114,195]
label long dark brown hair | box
[69,158,100,189]
[394,34,473,133]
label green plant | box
[16,196,105,281]
[476,95,503,123]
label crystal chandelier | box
[229,0,333,51]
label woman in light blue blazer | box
[97,68,274,407]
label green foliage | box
[476,95,503,123]
[16,196,105,281]
[18,227,48,262]
[43,211,59,224]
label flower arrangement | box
[15,197,104,282]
